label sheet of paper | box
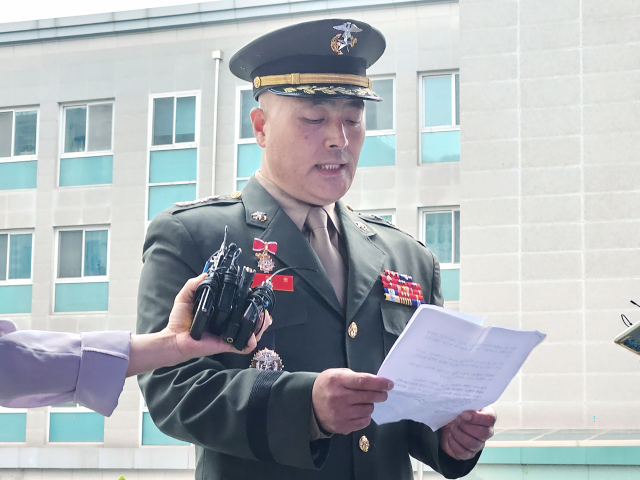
[372,305,546,430]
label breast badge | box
[253,238,277,274]
[250,348,284,371]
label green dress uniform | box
[137,177,481,479]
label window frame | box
[360,209,396,225]
[419,206,460,270]
[234,85,259,191]
[0,107,40,163]
[53,226,110,285]
[59,101,115,158]
[365,75,396,138]
[419,71,460,165]
[0,230,34,285]
[146,92,201,222]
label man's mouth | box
[317,164,344,171]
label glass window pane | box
[237,143,262,178]
[240,90,258,139]
[59,155,113,187]
[152,97,174,146]
[441,268,460,302]
[14,111,37,156]
[64,107,86,153]
[421,130,460,164]
[175,96,196,143]
[366,79,393,131]
[58,230,83,278]
[0,112,12,158]
[49,412,104,442]
[423,76,453,127]
[0,413,26,442]
[359,134,395,167]
[236,179,248,191]
[54,282,108,313]
[424,212,453,264]
[454,74,460,126]
[8,233,32,280]
[0,284,32,314]
[149,148,197,183]
[84,230,108,277]
[454,210,460,264]
[148,183,197,221]
[0,234,7,281]
[87,104,113,152]
[0,160,37,190]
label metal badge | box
[331,22,362,55]
[250,348,284,371]
[251,211,268,222]
[355,221,368,232]
[231,191,243,199]
[253,238,277,274]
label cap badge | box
[250,348,284,371]
[331,22,362,55]
[253,238,277,273]
[251,211,268,222]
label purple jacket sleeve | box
[0,320,131,417]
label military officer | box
[137,18,495,480]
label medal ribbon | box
[253,238,277,254]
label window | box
[148,93,199,220]
[49,402,104,443]
[0,407,26,443]
[0,231,33,314]
[235,87,260,191]
[361,209,396,225]
[0,108,38,190]
[54,228,109,313]
[59,102,114,187]
[361,77,395,167]
[141,400,188,446]
[421,208,460,301]
[421,73,460,164]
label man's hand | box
[440,406,496,460]
[312,368,393,435]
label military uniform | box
[137,178,479,479]
[137,17,480,480]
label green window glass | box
[0,413,26,442]
[423,209,460,302]
[149,148,197,183]
[152,97,174,146]
[14,111,37,156]
[175,96,196,143]
[366,79,393,131]
[0,111,12,158]
[0,234,6,281]
[0,161,37,190]
[240,90,258,139]
[0,285,32,314]
[59,155,113,187]
[148,183,197,221]
[423,76,453,127]
[142,412,189,446]
[8,233,32,280]
[84,230,108,277]
[360,134,395,167]
[236,179,248,191]
[440,268,460,302]
[54,282,109,312]
[421,130,460,164]
[237,143,262,178]
[64,107,87,153]
[49,411,104,442]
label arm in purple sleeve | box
[0,320,131,417]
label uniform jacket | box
[137,177,480,479]
[0,319,130,416]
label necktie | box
[305,207,347,309]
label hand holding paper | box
[372,305,545,431]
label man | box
[138,18,495,480]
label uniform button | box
[359,435,370,452]
[348,322,358,338]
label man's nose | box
[325,118,348,149]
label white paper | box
[372,305,546,430]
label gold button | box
[359,435,370,452]
[348,322,358,338]
[231,190,242,199]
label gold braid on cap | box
[254,72,372,89]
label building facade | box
[0,0,638,478]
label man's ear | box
[251,107,267,148]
